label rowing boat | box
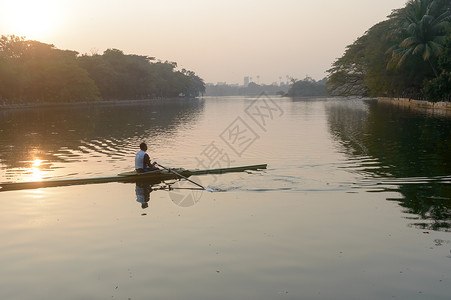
[0,164,267,192]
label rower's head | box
[140,142,148,151]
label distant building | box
[243,76,249,87]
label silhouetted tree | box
[0,35,205,104]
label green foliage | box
[78,49,155,100]
[78,50,205,100]
[424,72,451,101]
[0,35,205,104]
[326,34,369,96]
[437,34,451,70]
[287,76,327,97]
[205,82,288,97]
[0,36,99,103]
[327,0,451,101]
[424,36,451,101]
[77,50,205,100]
[387,0,451,78]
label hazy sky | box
[1,0,408,85]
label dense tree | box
[326,34,369,96]
[205,82,288,97]
[387,0,451,78]
[0,36,100,103]
[0,35,205,104]
[424,36,451,101]
[78,50,205,100]
[78,50,155,100]
[287,76,327,97]
[327,0,451,101]
[180,69,206,98]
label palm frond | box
[400,37,415,48]
[427,40,444,56]
[397,47,414,67]
[413,43,425,55]
[423,44,432,60]
[385,45,397,55]
[432,35,447,45]
[432,9,451,25]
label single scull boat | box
[0,164,267,191]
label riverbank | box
[378,97,451,116]
[0,98,198,111]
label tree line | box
[0,35,205,104]
[205,77,327,97]
[327,0,451,102]
[205,82,289,96]
[286,76,328,97]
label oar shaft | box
[155,163,211,191]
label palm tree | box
[387,0,451,78]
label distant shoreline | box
[0,98,200,111]
[378,97,451,116]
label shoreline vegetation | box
[327,0,451,103]
[2,1,449,108]
[0,97,200,111]
[0,35,206,105]
[205,76,327,97]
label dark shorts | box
[136,166,158,173]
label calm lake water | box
[0,97,450,299]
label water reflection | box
[135,181,153,209]
[134,179,204,212]
[167,180,204,207]
[30,158,44,181]
[0,99,204,180]
[326,99,451,231]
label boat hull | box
[0,164,267,191]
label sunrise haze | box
[0,0,408,84]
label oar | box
[155,162,215,192]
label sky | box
[0,0,408,85]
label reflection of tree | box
[327,99,451,231]
[387,183,451,231]
[0,99,204,169]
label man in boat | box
[135,142,159,173]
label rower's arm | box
[143,153,152,168]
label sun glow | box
[30,158,44,181]
[32,159,43,167]
[1,0,62,39]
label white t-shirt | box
[135,150,147,170]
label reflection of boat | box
[0,164,267,191]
